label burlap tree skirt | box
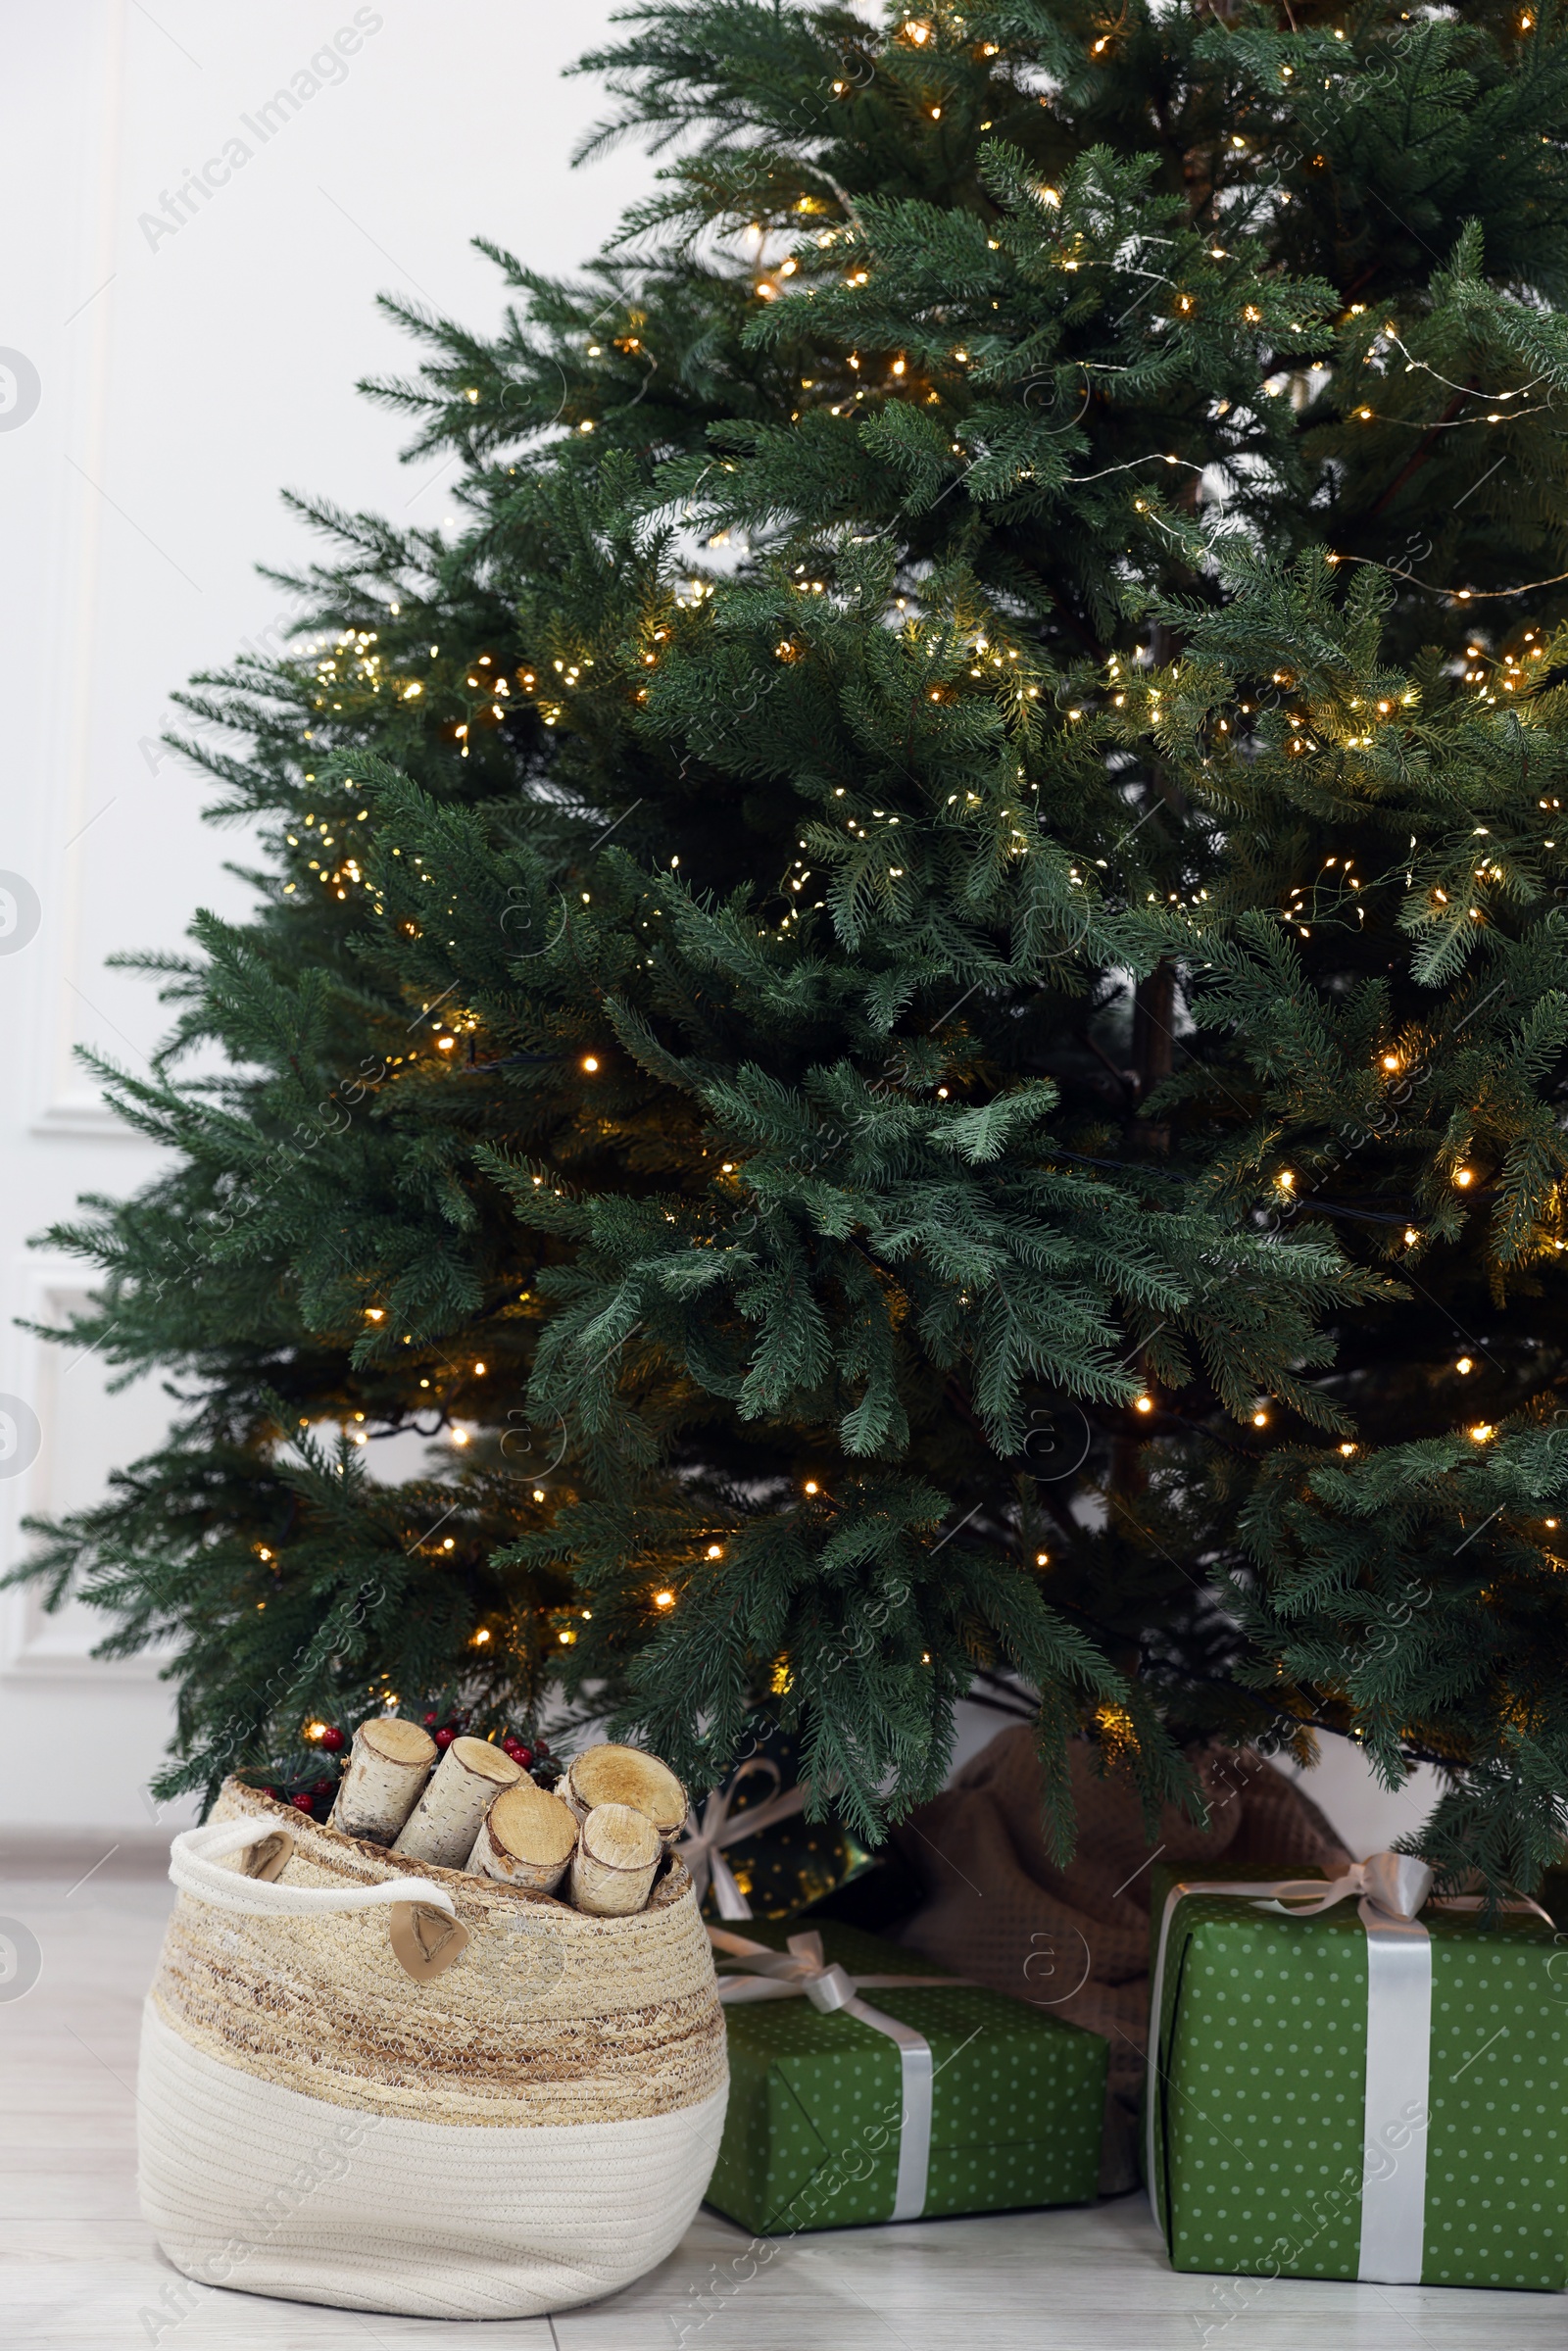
[890,1730,1348,2192]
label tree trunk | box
[1131,958,1177,1124]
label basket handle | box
[169,1819,457,1922]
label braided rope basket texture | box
[138,1778,729,2319]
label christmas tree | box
[19,2,1568,1890]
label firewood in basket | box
[392,1735,522,1869]
[467,1781,578,1893]
[562,1743,688,1843]
[329,1717,438,1844]
[570,1801,661,1915]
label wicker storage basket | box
[138,1778,728,2319]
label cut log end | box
[564,1743,688,1839]
[468,1782,578,1892]
[451,1735,522,1786]
[361,1717,438,1769]
[570,1800,662,1916]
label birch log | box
[570,1801,662,1916]
[467,1782,578,1893]
[392,1736,521,1869]
[329,1717,438,1844]
[562,1743,688,1844]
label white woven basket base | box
[137,1998,729,2319]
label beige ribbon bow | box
[676,1758,809,1921]
[1266,1849,1435,1926]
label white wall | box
[0,0,1435,1859]
[0,0,652,1829]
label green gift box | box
[1147,1857,1568,2291]
[703,1920,1107,2235]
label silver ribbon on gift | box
[677,1758,809,1921]
[1148,1852,1445,2284]
[710,1924,966,2222]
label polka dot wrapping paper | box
[1147,1863,1568,2291]
[704,1920,1106,2235]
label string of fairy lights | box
[285,588,1564,1221]
[257,3,1568,1559]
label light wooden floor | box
[1,1845,1560,2348]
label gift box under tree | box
[677,1739,855,1923]
[1147,1855,1568,2291]
[704,1919,1106,2234]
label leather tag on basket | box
[390,1901,469,1982]
[241,1831,294,1883]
